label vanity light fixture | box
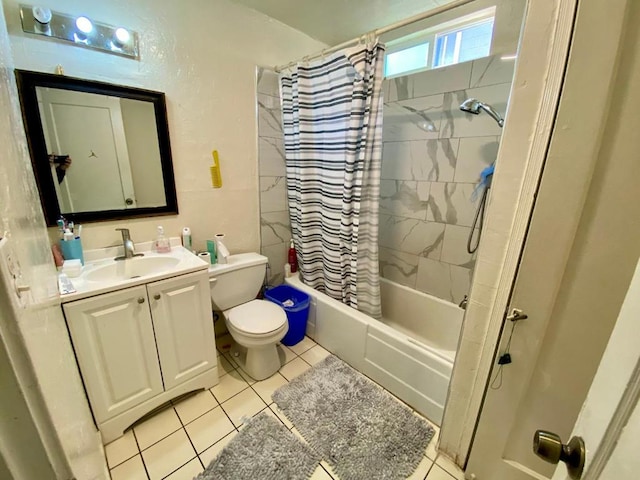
[113,27,130,47]
[19,4,139,59]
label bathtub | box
[285,275,464,425]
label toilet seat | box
[225,299,286,335]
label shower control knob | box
[533,430,585,479]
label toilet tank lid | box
[208,252,267,275]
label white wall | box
[2,0,325,252]
[0,3,107,478]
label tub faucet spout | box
[458,295,468,310]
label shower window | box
[384,42,430,77]
[384,6,495,78]
[433,18,495,67]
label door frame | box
[439,0,631,467]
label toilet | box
[208,252,287,380]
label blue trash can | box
[264,285,311,346]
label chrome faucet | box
[115,228,144,261]
[458,295,468,310]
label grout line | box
[209,375,247,430]
[134,421,183,454]
[161,451,200,480]
[212,382,251,406]
[319,463,335,479]
[173,406,200,456]
[130,429,152,480]
[104,434,139,471]
[173,391,219,427]
[197,455,206,472]
[266,403,289,430]
[423,456,436,480]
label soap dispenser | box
[155,226,171,253]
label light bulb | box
[75,16,93,34]
[113,27,130,46]
[32,7,52,25]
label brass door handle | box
[533,430,585,479]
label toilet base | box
[230,343,282,381]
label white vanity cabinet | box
[63,270,217,442]
[64,284,164,421]
[147,272,217,390]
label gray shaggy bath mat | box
[195,412,320,480]
[272,355,435,480]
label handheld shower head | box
[460,98,504,127]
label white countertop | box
[60,239,209,303]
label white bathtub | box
[285,275,464,425]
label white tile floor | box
[106,335,464,480]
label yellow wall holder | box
[210,150,223,188]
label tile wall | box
[379,55,514,304]
[257,67,290,286]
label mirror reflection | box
[38,87,166,213]
[16,70,178,226]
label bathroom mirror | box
[15,70,178,226]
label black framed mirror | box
[15,70,178,226]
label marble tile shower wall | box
[257,67,289,285]
[380,55,515,304]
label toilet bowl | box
[225,299,287,380]
[209,253,288,380]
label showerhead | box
[460,98,505,127]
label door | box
[63,286,164,423]
[147,271,216,390]
[549,257,640,480]
[38,87,137,212]
[466,0,640,478]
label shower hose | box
[467,185,489,254]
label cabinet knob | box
[154,294,161,300]
[137,297,145,304]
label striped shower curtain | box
[280,40,385,319]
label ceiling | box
[231,0,450,45]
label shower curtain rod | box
[274,0,475,72]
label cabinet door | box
[63,286,163,423]
[147,271,216,390]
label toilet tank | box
[208,253,268,311]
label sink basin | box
[86,256,181,283]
